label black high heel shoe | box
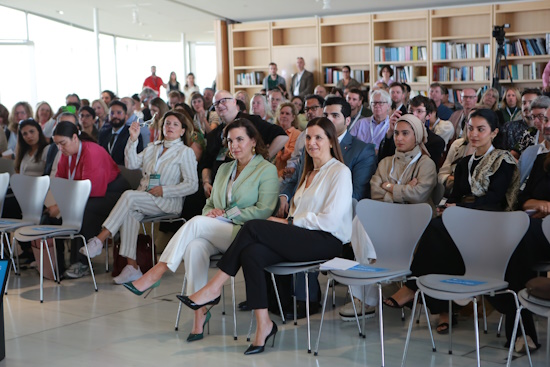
[244,321,278,355]
[177,294,221,311]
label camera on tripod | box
[493,24,510,45]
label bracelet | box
[287,216,294,225]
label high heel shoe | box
[123,280,160,298]
[186,310,211,342]
[177,294,221,311]
[244,321,278,355]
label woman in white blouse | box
[85,111,199,284]
[179,117,353,355]
[14,119,50,176]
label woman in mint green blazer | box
[124,119,279,341]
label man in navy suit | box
[98,101,143,165]
[273,97,377,318]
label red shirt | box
[143,75,164,94]
[56,141,120,197]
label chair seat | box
[330,268,411,286]
[417,274,508,300]
[519,289,550,310]
[15,225,80,242]
[0,219,34,231]
[265,260,325,275]
[141,213,182,223]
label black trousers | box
[217,219,342,310]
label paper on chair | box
[319,257,359,270]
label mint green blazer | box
[202,155,279,240]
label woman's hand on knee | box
[205,208,225,218]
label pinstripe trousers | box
[158,215,234,294]
[102,190,168,260]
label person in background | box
[8,102,33,152]
[274,102,301,178]
[336,65,361,90]
[250,94,270,122]
[14,119,50,176]
[191,93,219,135]
[203,88,215,111]
[35,101,55,139]
[291,96,307,130]
[500,87,522,123]
[183,73,200,105]
[377,65,394,85]
[314,85,328,99]
[66,93,80,106]
[0,104,9,154]
[101,90,117,106]
[121,96,150,145]
[139,87,158,122]
[262,62,286,92]
[234,91,250,114]
[92,99,109,131]
[143,66,167,96]
[480,87,505,127]
[168,90,184,109]
[167,71,182,93]
[78,106,98,141]
[149,97,170,142]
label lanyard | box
[506,106,517,118]
[432,118,441,130]
[154,144,166,173]
[389,151,422,185]
[369,116,388,144]
[467,145,494,187]
[68,142,82,180]
[348,106,363,132]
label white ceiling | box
[0,0,526,42]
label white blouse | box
[20,145,50,176]
[289,158,353,243]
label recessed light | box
[56,10,64,15]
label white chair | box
[0,159,14,175]
[14,178,94,303]
[0,175,50,280]
[402,206,533,367]
[518,289,550,364]
[314,199,432,366]
[174,254,237,340]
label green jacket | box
[202,155,279,240]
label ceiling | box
[0,0,525,42]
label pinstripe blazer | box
[124,139,198,214]
[203,155,279,240]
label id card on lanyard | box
[389,151,421,185]
[68,142,82,180]
[148,145,163,190]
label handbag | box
[111,234,156,277]
[525,277,550,301]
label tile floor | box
[1,254,547,367]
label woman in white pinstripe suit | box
[84,111,199,283]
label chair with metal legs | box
[174,254,238,339]
[401,207,533,367]
[0,174,50,292]
[314,199,432,367]
[14,178,95,303]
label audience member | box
[203,88,215,110]
[290,96,307,130]
[101,90,117,105]
[168,90,184,108]
[376,65,394,85]
[429,83,453,120]
[234,90,250,113]
[143,66,167,95]
[503,88,542,158]
[121,96,150,145]
[167,71,182,93]
[14,119,49,176]
[336,65,361,90]
[389,82,408,115]
[250,94,270,121]
[314,85,327,99]
[290,57,314,97]
[268,88,284,120]
[191,93,219,135]
[480,87,505,126]
[66,93,80,106]
[35,101,55,139]
[274,102,301,177]
[92,99,109,130]
[183,73,200,104]
[346,88,373,133]
[449,88,478,139]
[78,106,98,141]
[149,97,170,142]
[263,62,286,92]
[349,89,391,151]
[500,87,522,123]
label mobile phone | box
[62,105,77,114]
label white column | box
[93,8,102,94]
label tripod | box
[492,38,513,90]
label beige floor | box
[2,253,547,367]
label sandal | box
[436,314,458,335]
[383,297,413,309]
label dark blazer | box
[281,131,377,201]
[290,70,314,97]
[98,125,143,165]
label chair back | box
[431,182,445,205]
[355,199,432,269]
[10,174,50,223]
[118,165,142,190]
[0,173,10,215]
[50,178,91,230]
[541,215,550,245]
[442,206,529,280]
[0,159,14,175]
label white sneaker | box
[80,237,103,258]
[113,265,143,284]
[339,298,376,321]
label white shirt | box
[290,158,352,243]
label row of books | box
[432,42,490,61]
[235,72,265,86]
[432,65,490,82]
[504,35,550,57]
[324,68,369,84]
[499,62,545,81]
[380,65,426,84]
[374,46,428,62]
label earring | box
[228,150,234,159]
[252,146,256,154]
[330,145,333,148]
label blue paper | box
[32,227,59,231]
[440,278,487,286]
[350,264,388,272]
[0,220,17,225]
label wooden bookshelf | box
[494,1,550,87]
[372,10,429,90]
[229,22,271,94]
[319,14,371,87]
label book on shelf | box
[432,42,490,60]
[499,62,545,81]
[324,68,369,84]
[376,65,426,84]
[432,65,490,82]
[374,45,427,62]
[504,35,550,57]
[236,71,265,86]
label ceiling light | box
[322,0,331,10]
[56,10,64,15]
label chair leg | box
[401,290,421,367]
[174,275,187,331]
[305,271,311,353]
[105,238,109,272]
[51,239,60,284]
[79,235,98,292]
[44,240,57,283]
[448,300,453,355]
[13,235,21,275]
[331,278,336,308]
[473,297,481,367]
[231,276,237,340]
[361,286,366,339]
[314,278,331,356]
[270,273,286,324]
[348,285,363,337]
[150,223,156,266]
[293,274,297,326]
[221,284,226,315]
[378,283,385,367]
[416,302,421,324]
[39,239,44,303]
[246,310,254,342]
[482,295,488,334]
[419,291,436,352]
[508,291,533,367]
[497,313,504,337]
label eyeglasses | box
[304,105,321,112]
[213,97,233,108]
[531,114,549,123]
[462,95,477,100]
[370,101,387,106]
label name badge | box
[148,173,161,190]
[224,206,241,220]
[216,147,228,161]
